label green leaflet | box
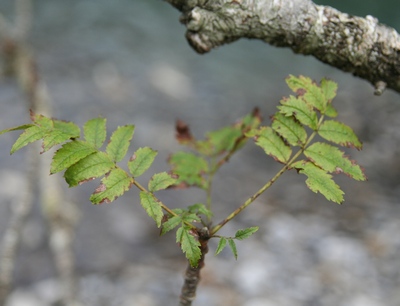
[64,151,115,187]
[277,95,318,130]
[53,120,81,139]
[320,78,338,102]
[0,124,34,136]
[234,227,259,240]
[292,161,344,204]
[304,142,366,181]
[31,112,53,128]
[160,215,182,236]
[106,125,135,162]
[286,75,326,112]
[11,125,47,154]
[84,118,107,149]
[215,237,227,255]
[252,127,292,164]
[318,120,362,149]
[128,147,158,177]
[148,172,178,192]
[227,238,238,260]
[272,113,307,146]
[168,152,208,189]
[90,168,134,204]
[176,226,201,267]
[51,140,97,174]
[140,191,163,227]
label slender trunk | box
[179,230,209,306]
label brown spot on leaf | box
[79,177,96,185]
[129,153,137,162]
[296,88,306,96]
[94,183,106,194]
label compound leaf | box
[84,118,107,149]
[215,237,227,255]
[140,191,163,227]
[128,147,158,177]
[292,161,344,204]
[251,127,292,164]
[51,140,97,174]
[106,125,135,162]
[90,168,134,204]
[318,120,362,150]
[148,172,178,192]
[234,227,259,240]
[272,113,307,146]
[278,95,318,130]
[176,226,201,267]
[227,238,238,260]
[64,151,115,187]
[304,142,366,181]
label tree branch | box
[165,0,400,95]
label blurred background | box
[0,1,399,305]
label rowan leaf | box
[286,75,326,112]
[252,127,292,164]
[206,126,242,155]
[215,237,227,255]
[292,161,344,204]
[106,125,135,162]
[148,172,178,192]
[227,238,238,260]
[168,152,208,189]
[128,147,158,177]
[176,226,201,267]
[278,95,318,129]
[64,151,115,187]
[234,227,259,240]
[160,215,182,236]
[90,168,134,204]
[318,120,362,149]
[304,142,366,181]
[272,113,307,146]
[139,191,163,227]
[84,118,107,149]
[51,140,97,174]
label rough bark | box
[165,0,400,95]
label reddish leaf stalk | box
[179,229,209,306]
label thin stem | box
[210,120,324,236]
[210,163,288,236]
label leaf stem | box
[210,116,325,236]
